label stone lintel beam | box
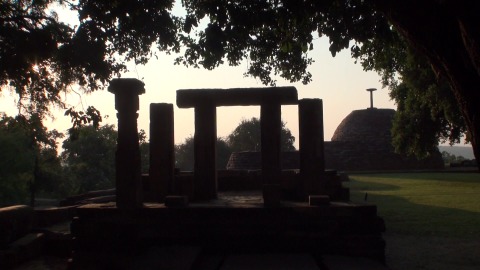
[176,87,298,108]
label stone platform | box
[69,192,385,269]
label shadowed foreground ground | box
[14,233,480,270]
[12,172,480,269]
[385,233,480,270]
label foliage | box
[138,129,150,174]
[226,117,295,152]
[175,136,232,171]
[441,151,466,164]
[64,106,102,140]
[178,0,387,86]
[0,0,181,119]
[61,124,117,194]
[1,1,480,166]
[0,116,33,206]
[61,125,150,194]
[352,28,467,159]
[175,136,194,171]
[36,147,64,198]
[0,113,63,206]
[216,138,232,170]
[178,0,480,166]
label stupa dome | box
[331,108,395,144]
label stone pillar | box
[193,103,217,200]
[261,101,282,206]
[108,78,145,208]
[299,99,325,199]
[149,103,175,202]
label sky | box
[0,37,395,149]
[0,3,398,150]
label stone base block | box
[69,200,386,268]
[165,196,189,207]
[309,195,330,206]
[263,184,281,207]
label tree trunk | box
[30,155,39,207]
[374,0,480,170]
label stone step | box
[321,255,390,270]
[220,253,321,270]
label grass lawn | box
[346,172,480,270]
[347,172,480,238]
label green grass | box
[346,172,480,238]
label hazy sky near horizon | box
[0,3,397,149]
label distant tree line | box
[174,117,295,170]
[0,116,295,207]
[441,151,477,167]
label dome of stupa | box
[331,108,395,144]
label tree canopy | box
[1,0,180,118]
[227,117,295,153]
[1,1,480,167]
[177,0,480,166]
[353,28,467,158]
[61,124,117,194]
[175,136,231,170]
[0,113,63,206]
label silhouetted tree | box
[175,136,232,171]
[227,117,295,152]
[62,125,117,194]
[0,113,63,206]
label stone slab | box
[130,246,201,270]
[309,195,330,206]
[165,196,189,207]
[177,87,298,108]
[321,255,389,270]
[70,195,386,268]
[0,205,33,247]
[0,232,45,269]
[220,253,320,270]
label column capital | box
[108,78,145,96]
[109,78,145,112]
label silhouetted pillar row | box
[299,98,325,198]
[149,103,174,203]
[108,78,145,208]
[194,104,217,200]
[261,101,282,206]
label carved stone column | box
[193,103,217,200]
[261,101,282,206]
[108,78,145,208]
[149,103,174,202]
[299,98,325,199]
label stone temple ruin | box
[44,78,385,269]
[227,95,444,172]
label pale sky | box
[0,37,395,149]
[0,3,397,149]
